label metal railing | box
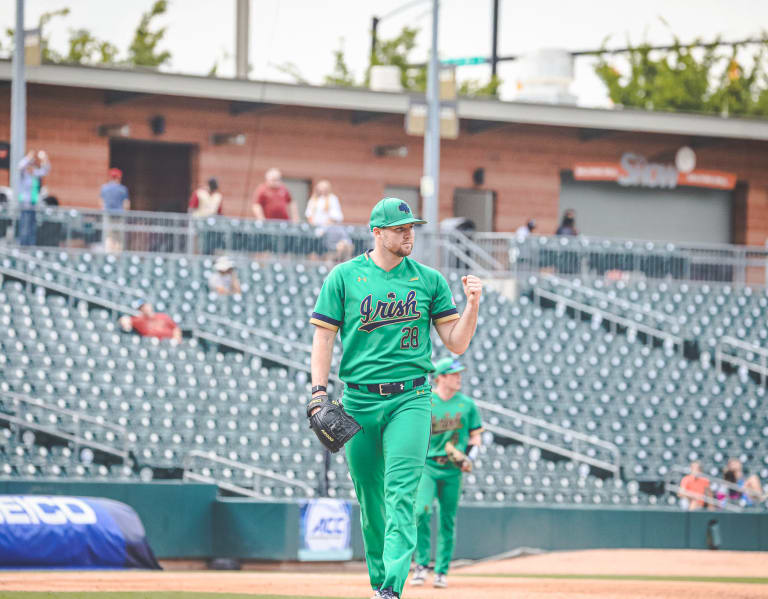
[5,205,768,284]
[474,399,621,476]
[541,275,681,329]
[663,465,765,512]
[532,286,684,350]
[476,232,768,285]
[715,335,768,384]
[182,449,316,499]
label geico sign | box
[0,496,97,525]
[618,152,679,189]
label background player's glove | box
[307,394,361,453]
[445,441,472,472]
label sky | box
[0,0,766,107]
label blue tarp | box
[0,495,161,568]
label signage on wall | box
[573,152,737,191]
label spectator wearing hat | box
[100,168,130,252]
[209,256,241,296]
[119,301,181,342]
[100,168,130,213]
[515,219,536,240]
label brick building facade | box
[1,62,767,245]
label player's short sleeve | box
[310,267,344,332]
[431,273,459,325]
[468,401,484,432]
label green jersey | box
[310,251,459,384]
[427,391,483,460]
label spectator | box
[252,168,298,222]
[209,256,241,296]
[189,177,223,217]
[305,179,354,262]
[678,461,711,510]
[100,168,130,252]
[100,168,130,212]
[119,301,181,342]
[515,219,536,239]
[556,208,578,236]
[17,150,51,246]
[723,458,765,506]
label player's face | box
[379,224,415,257]
[441,371,462,392]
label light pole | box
[10,0,26,200]
[422,0,440,254]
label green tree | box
[127,0,171,67]
[369,26,426,91]
[325,39,357,87]
[594,29,768,117]
[66,29,119,65]
[458,74,502,98]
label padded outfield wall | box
[1,481,766,559]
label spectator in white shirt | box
[515,219,536,239]
[305,180,353,262]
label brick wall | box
[1,83,768,244]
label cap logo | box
[399,203,410,213]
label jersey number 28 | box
[400,326,420,349]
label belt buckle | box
[378,382,406,395]
[378,383,390,396]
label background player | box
[308,197,482,599]
[411,357,483,589]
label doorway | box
[109,140,194,213]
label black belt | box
[429,456,450,465]
[347,376,426,396]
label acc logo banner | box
[298,498,352,561]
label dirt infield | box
[0,550,766,598]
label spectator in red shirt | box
[119,302,182,342]
[251,168,298,222]
[678,461,711,510]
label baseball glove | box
[445,441,472,472]
[307,394,361,453]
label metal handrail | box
[200,313,313,354]
[0,264,138,315]
[484,423,618,475]
[670,465,762,500]
[0,246,144,299]
[475,399,621,475]
[182,449,315,496]
[3,392,126,434]
[543,275,680,327]
[533,287,684,348]
[0,413,129,461]
[663,482,743,512]
[192,328,341,386]
[715,336,768,384]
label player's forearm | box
[311,326,336,391]
[444,300,480,354]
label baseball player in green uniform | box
[411,357,483,589]
[308,198,482,599]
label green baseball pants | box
[343,383,432,596]
[414,460,462,574]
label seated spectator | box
[119,301,181,342]
[678,461,711,510]
[305,179,353,262]
[723,458,765,506]
[209,256,241,296]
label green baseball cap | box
[433,357,465,376]
[369,197,427,231]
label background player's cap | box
[369,197,427,231]
[433,357,465,376]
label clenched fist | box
[462,275,483,305]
